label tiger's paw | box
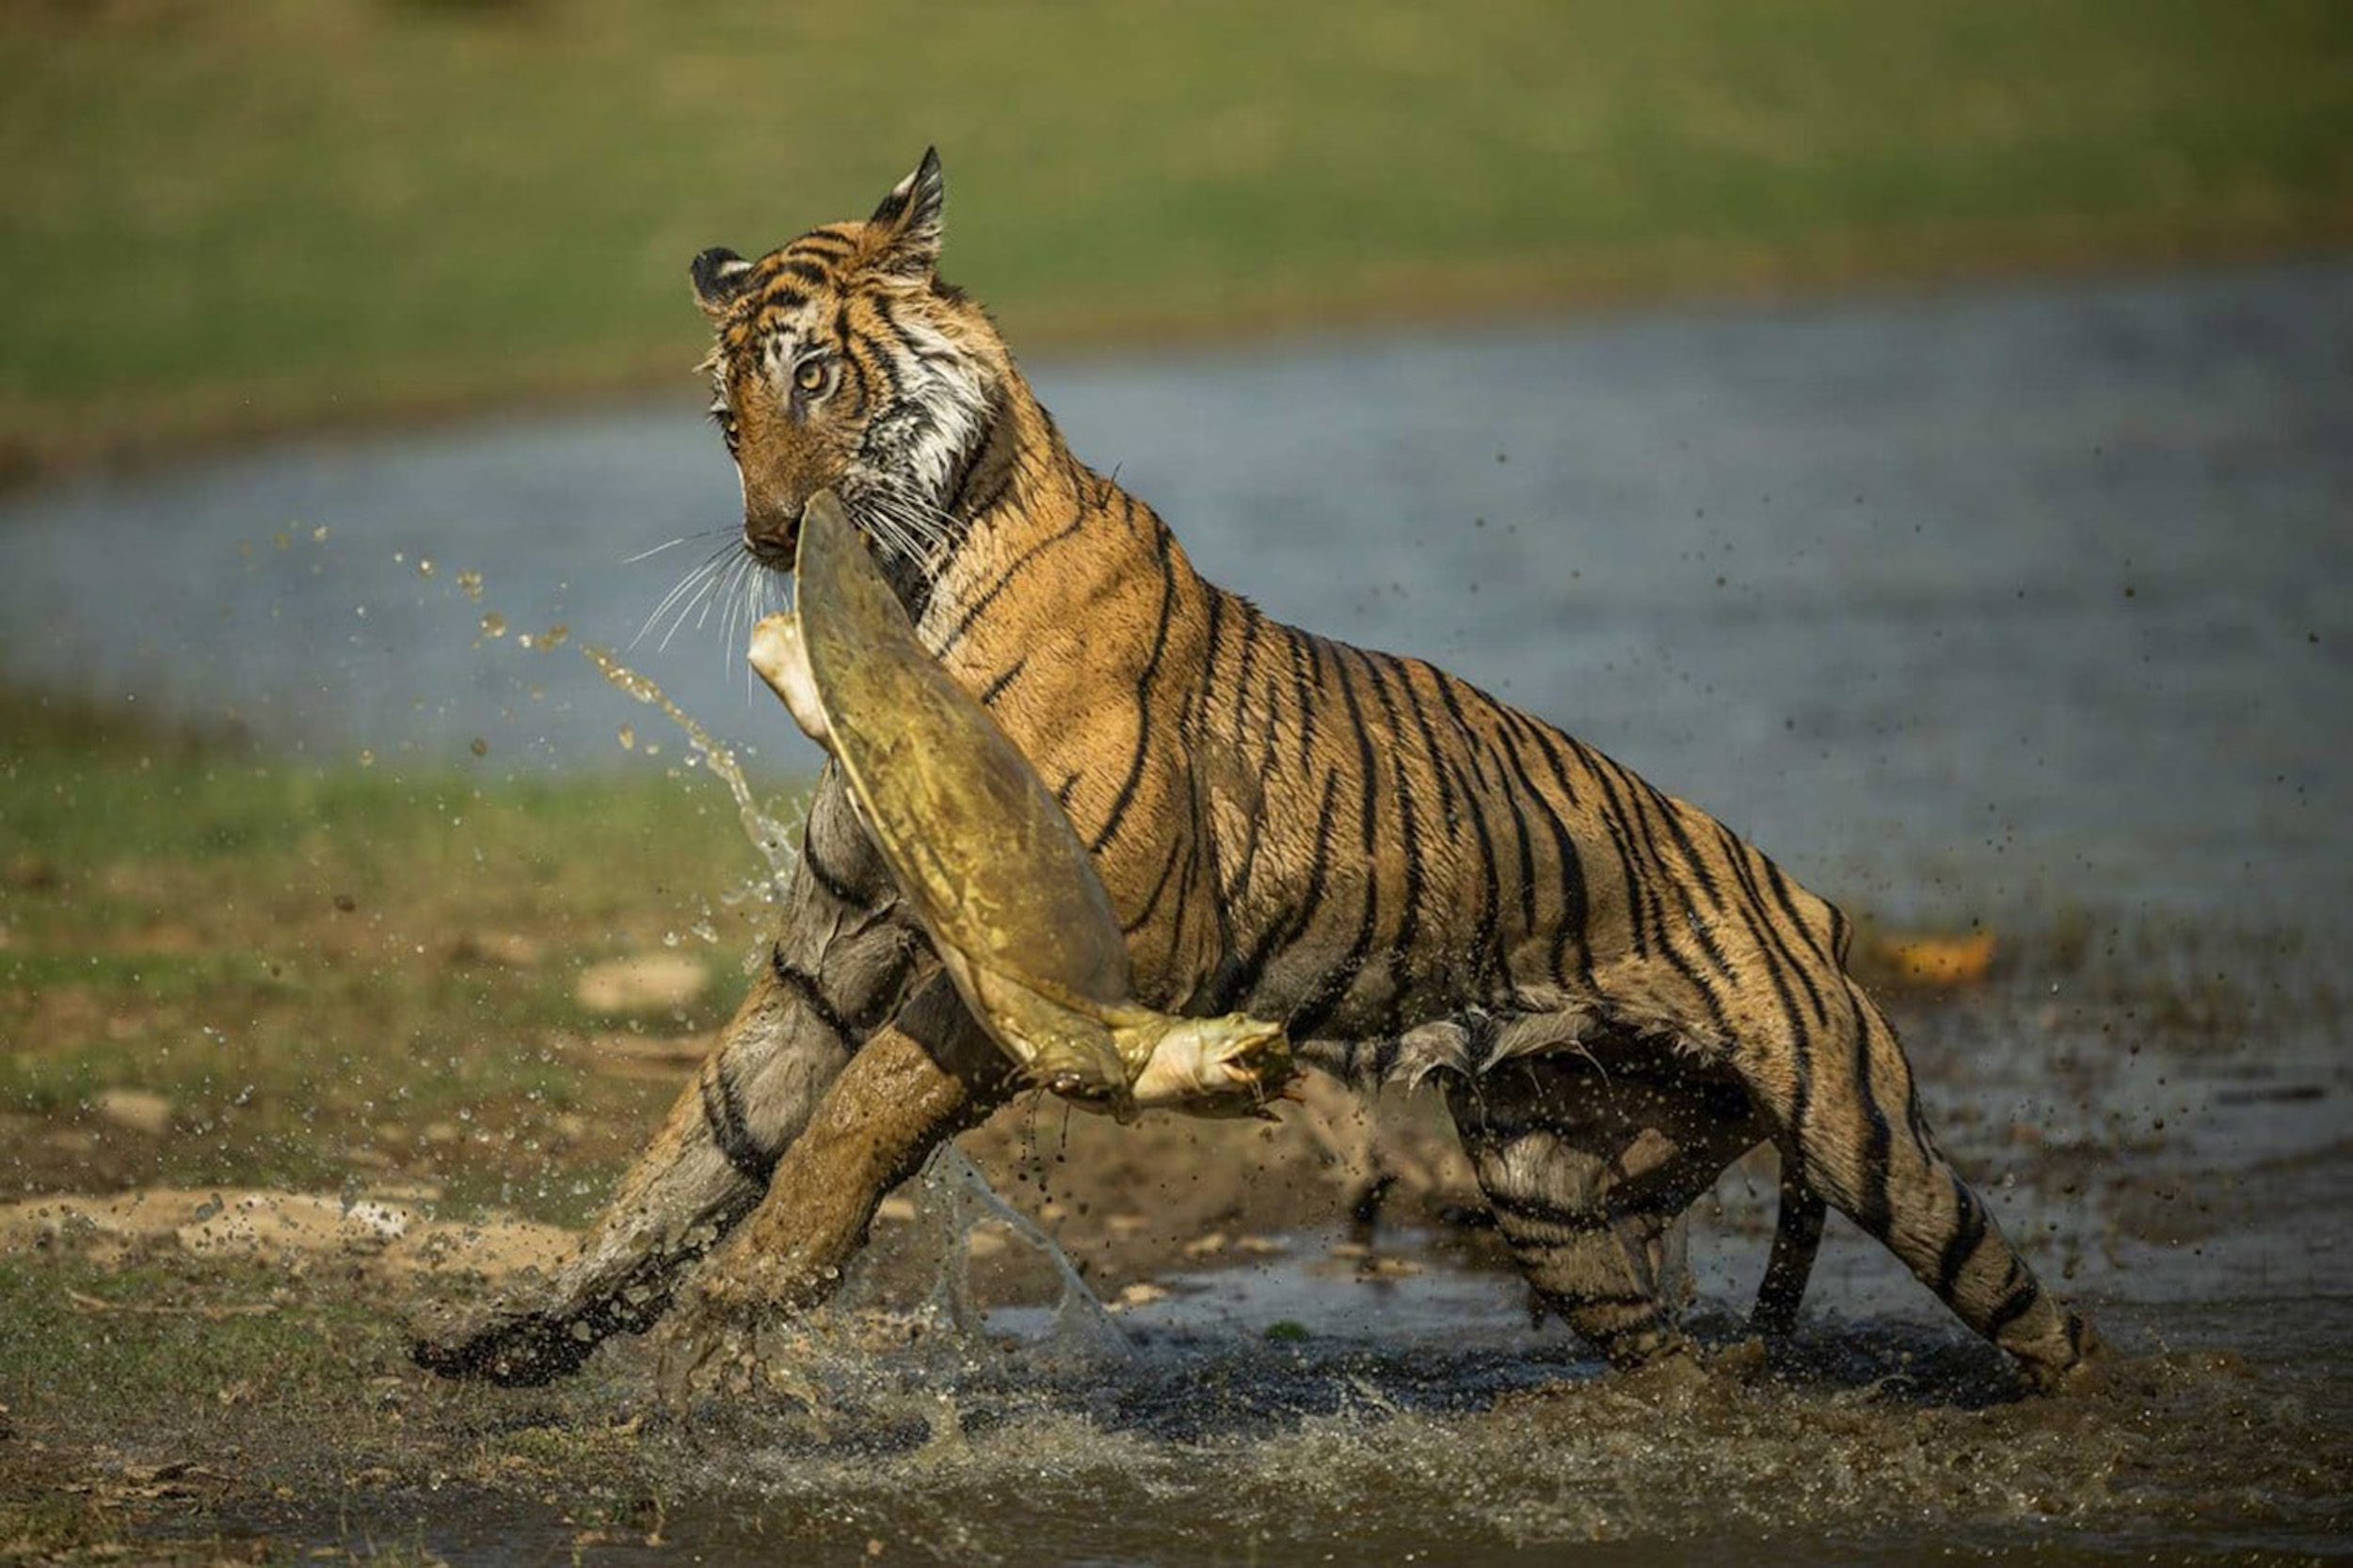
[654,1263,827,1413]
[2025,1312,2110,1396]
[409,1302,604,1387]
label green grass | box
[2,0,2347,472]
[0,684,794,1219]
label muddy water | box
[343,920,2337,1563]
[7,263,2351,1560]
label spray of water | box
[576,639,798,896]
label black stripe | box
[1288,776,1381,1039]
[756,283,808,312]
[1121,835,1187,936]
[1198,767,1343,1014]
[1850,995,1899,1239]
[1289,628,1323,767]
[1724,893,1815,1053]
[1354,652,1425,970]
[1190,588,1227,745]
[1428,681,1510,987]
[800,816,866,904]
[1576,743,1663,959]
[774,258,832,287]
[976,658,1027,709]
[1226,598,1265,747]
[1383,654,1461,830]
[1755,855,1838,974]
[769,950,855,1045]
[1630,769,1737,925]
[1221,608,1286,907]
[938,505,1089,656]
[788,230,856,257]
[1593,751,1682,938]
[1514,721,1598,988]
[1672,883,1739,982]
[1717,827,1833,1027]
[1935,1175,1989,1301]
[1827,903,1856,967]
[698,1063,777,1185]
[1449,752,1507,991]
[1088,523,1179,854]
[1984,1266,2043,1338]
[1485,717,1583,978]
[842,323,904,404]
[1164,839,1201,980]
[1656,930,1740,1042]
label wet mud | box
[5,915,2347,1562]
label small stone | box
[574,955,710,1015]
[94,1088,173,1137]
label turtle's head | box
[1123,1015,1296,1120]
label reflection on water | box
[2,263,2347,931]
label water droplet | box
[617,725,636,751]
[416,558,436,577]
[358,748,376,767]
[479,612,506,638]
[456,569,484,601]
[470,737,488,758]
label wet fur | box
[415,151,2097,1391]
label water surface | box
[4,262,2345,930]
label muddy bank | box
[4,915,2346,1562]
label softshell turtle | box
[747,491,1291,1121]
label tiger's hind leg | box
[1744,975,2100,1390]
[1441,1048,1762,1370]
[1752,1157,1825,1337]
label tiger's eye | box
[794,358,830,395]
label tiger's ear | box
[691,247,753,321]
[865,147,944,279]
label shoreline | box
[7,212,2345,494]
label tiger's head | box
[691,148,1006,580]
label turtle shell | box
[792,490,1132,1015]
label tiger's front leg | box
[413,774,919,1385]
[676,972,1015,1333]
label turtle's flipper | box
[961,963,1134,1114]
[747,614,829,745]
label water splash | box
[579,640,798,894]
[899,1144,1130,1366]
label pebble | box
[93,1088,173,1137]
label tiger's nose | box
[744,497,801,565]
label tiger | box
[413,149,2100,1393]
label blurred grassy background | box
[3,0,2347,476]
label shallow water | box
[8,264,2351,1560]
[2,263,2346,933]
